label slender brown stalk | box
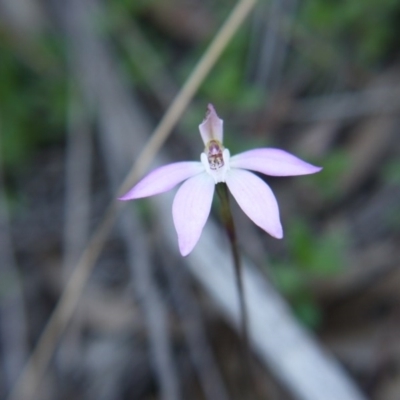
[216,183,252,396]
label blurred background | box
[1,0,400,399]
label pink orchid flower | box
[120,104,322,256]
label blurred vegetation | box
[1,0,399,330]
[2,0,400,167]
[382,158,400,185]
[0,36,66,169]
[300,0,400,67]
[309,149,351,201]
[270,218,347,327]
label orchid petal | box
[226,169,283,238]
[119,162,204,200]
[172,172,214,256]
[199,104,223,145]
[230,148,322,177]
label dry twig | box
[96,87,181,400]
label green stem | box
[216,183,251,374]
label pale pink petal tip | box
[172,172,215,256]
[230,148,322,177]
[226,169,283,239]
[199,103,223,145]
[118,161,204,201]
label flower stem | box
[216,183,251,387]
